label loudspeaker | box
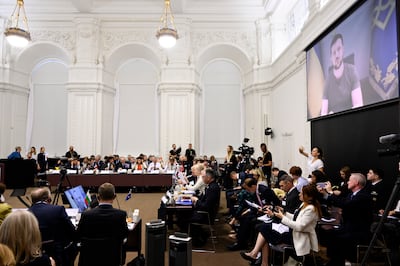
[145,220,166,266]
[169,233,192,266]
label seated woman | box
[0,210,55,266]
[240,184,321,266]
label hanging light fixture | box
[156,0,178,49]
[4,0,31,48]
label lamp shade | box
[5,27,31,47]
[157,28,178,48]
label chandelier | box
[4,0,31,48]
[156,0,179,49]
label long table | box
[46,173,172,187]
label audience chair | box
[79,237,124,266]
[189,210,217,253]
[269,243,318,266]
[356,234,391,266]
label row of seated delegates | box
[226,171,281,251]
[176,168,221,246]
[319,173,373,266]
[226,171,302,252]
[240,184,321,266]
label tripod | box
[52,169,72,205]
[361,171,400,265]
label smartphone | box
[317,182,326,189]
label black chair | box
[189,210,217,252]
[269,243,318,266]
[79,237,124,266]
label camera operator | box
[260,143,272,186]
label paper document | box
[272,223,289,234]
[245,200,261,209]
[257,214,272,223]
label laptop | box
[64,185,88,213]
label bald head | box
[31,187,51,204]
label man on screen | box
[321,33,363,115]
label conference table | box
[45,172,173,187]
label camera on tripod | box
[234,138,255,158]
[377,133,400,156]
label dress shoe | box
[240,251,257,264]
[226,242,246,251]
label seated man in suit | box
[177,168,220,246]
[77,183,128,266]
[278,175,301,213]
[322,173,373,266]
[29,187,77,266]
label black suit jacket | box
[193,180,220,222]
[29,203,76,265]
[329,188,373,236]
[367,180,389,212]
[77,204,128,266]
[37,153,47,173]
[257,183,281,207]
[29,202,75,243]
[283,187,301,213]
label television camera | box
[234,138,255,167]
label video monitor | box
[64,185,88,212]
[306,0,399,120]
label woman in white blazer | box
[240,184,321,266]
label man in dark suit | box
[76,182,128,266]
[278,174,301,213]
[29,187,77,266]
[323,173,373,266]
[37,146,48,173]
[177,169,220,246]
[185,143,196,170]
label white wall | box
[201,60,242,158]
[115,59,158,156]
[30,60,68,157]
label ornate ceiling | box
[0,0,282,22]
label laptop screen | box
[64,185,88,212]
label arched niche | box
[197,44,251,158]
[107,43,161,156]
[14,42,71,74]
[105,43,161,75]
[196,43,252,76]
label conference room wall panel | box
[114,59,158,156]
[29,60,68,157]
[201,60,242,159]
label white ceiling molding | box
[71,0,94,12]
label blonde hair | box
[252,168,266,183]
[0,211,42,265]
[0,243,16,266]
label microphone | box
[379,134,400,144]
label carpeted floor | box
[3,186,251,266]
[3,186,388,266]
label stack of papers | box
[257,214,272,223]
[272,223,289,234]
